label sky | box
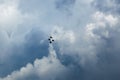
[0,0,120,80]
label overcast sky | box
[0,0,120,80]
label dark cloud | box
[55,0,76,9]
[83,7,120,79]
[1,0,120,80]
[92,0,120,15]
[0,28,49,77]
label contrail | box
[48,44,57,60]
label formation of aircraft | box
[48,36,54,43]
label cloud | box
[0,0,22,48]
[92,0,120,15]
[84,10,120,80]
[0,28,49,77]
[51,26,75,44]
[0,45,69,80]
[0,0,49,77]
[55,0,76,13]
[1,0,120,80]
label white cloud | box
[0,0,22,32]
[51,26,75,44]
[86,11,119,40]
[1,0,120,80]
[50,26,98,67]
[0,44,68,80]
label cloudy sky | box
[0,0,120,80]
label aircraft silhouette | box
[48,36,54,43]
[50,36,52,38]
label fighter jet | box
[48,36,54,43]
[50,36,52,38]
